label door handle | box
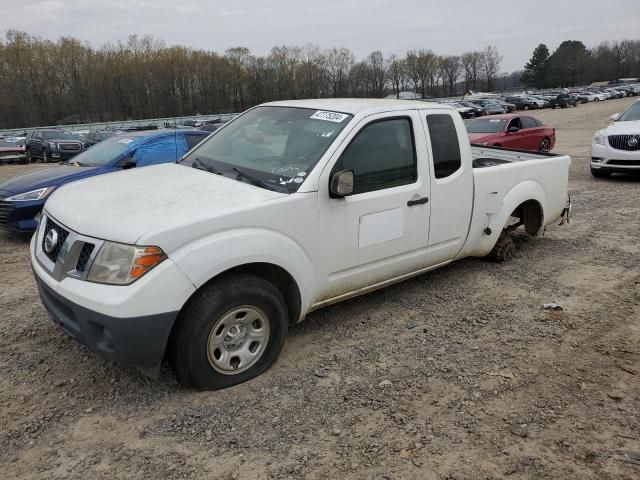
[407,196,429,207]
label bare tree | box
[324,47,355,97]
[482,45,502,91]
[441,55,461,96]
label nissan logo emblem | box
[628,137,639,148]
[44,229,59,254]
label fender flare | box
[169,227,315,318]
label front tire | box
[169,274,289,390]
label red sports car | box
[465,114,556,152]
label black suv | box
[548,94,577,109]
[25,129,85,162]
[504,96,538,110]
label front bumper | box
[50,149,82,161]
[591,143,640,172]
[0,198,44,233]
[30,222,196,367]
[0,153,27,164]
[35,276,177,366]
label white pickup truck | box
[31,99,571,390]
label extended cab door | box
[421,111,474,265]
[316,112,431,303]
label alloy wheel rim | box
[206,306,270,375]
[541,139,550,152]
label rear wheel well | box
[510,200,544,235]
[182,263,301,326]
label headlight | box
[593,133,605,145]
[5,186,56,201]
[48,142,56,149]
[87,242,166,285]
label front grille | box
[58,143,81,151]
[608,135,640,151]
[42,217,69,263]
[0,199,13,225]
[608,160,640,166]
[75,243,95,272]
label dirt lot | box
[1,98,638,480]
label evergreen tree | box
[522,44,550,88]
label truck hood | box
[604,120,640,135]
[45,163,287,244]
[0,165,100,195]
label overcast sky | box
[2,0,639,72]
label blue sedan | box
[0,129,208,233]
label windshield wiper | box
[190,157,223,175]
[231,167,273,190]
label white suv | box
[591,100,640,178]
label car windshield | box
[466,118,507,133]
[179,106,353,193]
[42,131,74,140]
[66,136,132,167]
[617,102,640,122]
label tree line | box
[2,30,639,130]
[522,40,640,88]
[0,30,505,129]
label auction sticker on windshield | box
[310,111,349,123]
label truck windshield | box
[617,102,640,122]
[466,118,507,133]
[65,137,132,167]
[179,106,353,193]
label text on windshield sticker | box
[310,111,349,123]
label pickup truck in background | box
[31,99,571,390]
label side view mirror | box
[117,154,135,169]
[329,170,354,198]
[609,113,620,121]
[507,126,520,133]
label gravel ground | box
[1,97,639,479]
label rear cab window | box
[426,114,461,179]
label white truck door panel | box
[358,207,404,248]
[316,111,431,302]
[421,111,474,265]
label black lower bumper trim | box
[35,276,178,367]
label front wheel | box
[169,274,289,390]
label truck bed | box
[457,145,571,259]
[471,145,555,168]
